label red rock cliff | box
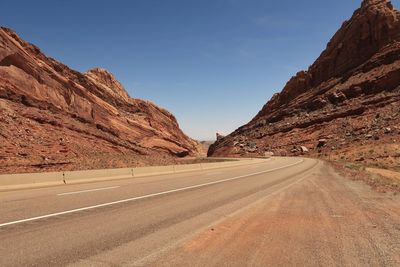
[209,0,400,170]
[0,27,200,173]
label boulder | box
[264,151,274,157]
[317,139,327,148]
[300,146,309,153]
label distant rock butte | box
[209,0,400,169]
[0,27,200,173]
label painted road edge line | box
[57,186,121,196]
[0,159,304,228]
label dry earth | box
[156,162,400,266]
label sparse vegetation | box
[331,160,400,193]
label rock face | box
[216,132,225,141]
[0,27,200,173]
[85,68,131,102]
[209,0,400,170]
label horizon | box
[2,0,399,141]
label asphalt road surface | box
[0,157,399,266]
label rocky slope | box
[209,0,400,170]
[0,27,200,173]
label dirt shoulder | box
[330,161,400,193]
[154,160,400,266]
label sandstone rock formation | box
[0,27,200,173]
[209,0,400,170]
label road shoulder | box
[154,161,400,266]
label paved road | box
[0,157,399,266]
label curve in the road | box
[0,159,303,228]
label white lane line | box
[57,186,121,196]
[0,159,304,228]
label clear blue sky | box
[2,0,399,140]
